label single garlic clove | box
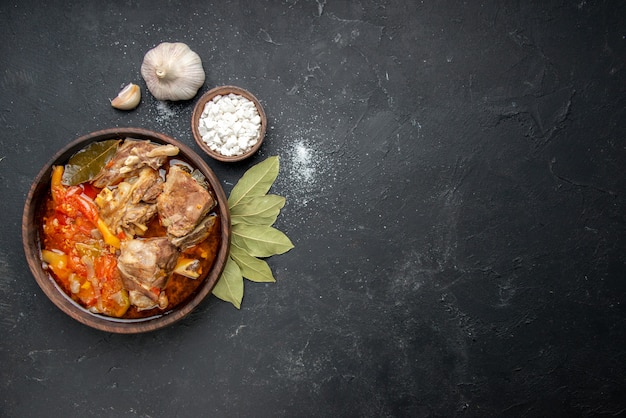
[111,83,141,110]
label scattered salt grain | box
[294,143,314,183]
[155,101,177,123]
[279,139,333,208]
[198,93,262,157]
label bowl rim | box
[191,85,267,162]
[21,127,231,334]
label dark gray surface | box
[1,1,625,416]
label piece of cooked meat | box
[170,214,218,249]
[157,165,216,238]
[128,168,164,204]
[117,237,179,310]
[120,204,158,235]
[127,290,168,311]
[92,138,179,188]
[95,167,163,237]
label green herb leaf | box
[216,155,294,309]
[232,214,279,227]
[211,257,243,309]
[230,194,285,226]
[228,156,279,208]
[232,223,294,258]
[230,244,276,283]
[62,139,121,186]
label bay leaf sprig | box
[62,139,120,186]
[212,156,294,308]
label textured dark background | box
[1,1,625,416]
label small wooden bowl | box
[192,85,267,162]
[22,128,231,334]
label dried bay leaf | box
[230,194,285,225]
[232,223,294,258]
[213,155,294,308]
[62,139,121,186]
[230,244,275,283]
[211,257,243,309]
[231,214,279,227]
[228,156,279,208]
[232,214,279,226]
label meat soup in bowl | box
[22,128,230,333]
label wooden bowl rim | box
[191,85,267,162]
[21,127,231,334]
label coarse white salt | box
[198,93,262,156]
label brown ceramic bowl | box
[22,128,231,334]
[191,85,267,162]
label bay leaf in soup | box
[62,139,121,186]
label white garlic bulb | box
[140,42,205,101]
[111,83,141,110]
